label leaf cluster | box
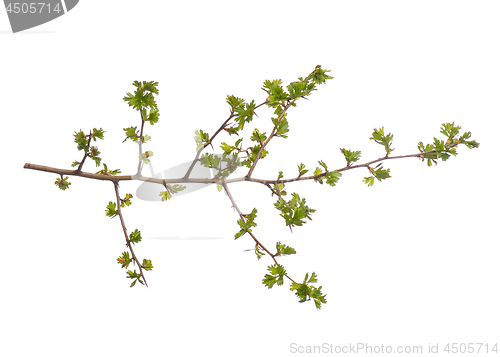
[313,161,342,186]
[54,176,71,191]
[290,272,327,309]
[159,184,186,201]
[262,264,287,288]
[418,122,479,166]
[370,127,394,156]
[72,128,106,167]
[235,208,258,239]
[363,163,391,187]
[274,193,316,230]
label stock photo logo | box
[3,0,79,33]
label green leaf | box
[123,126,139,143]
[142,259,153,271]
[290,272,327,309]
[250,128,267,143]
[124,81,159,111]
[73,130,88,151]
[340,148,361,165]
[310,65,333,85]
[145,108,160,125]
[139,151,153,164]
[159,190,171,201]
[234,100,256,131]
[272,117,290,138]
[275,241,296,257]
[117,251,131,269]
[364,164,390,186]
[262,264,287,288]
[194,129,210,151]
[126,270,144,287]
[235,208,258,239]
[370,127,394,156]
[91,128,105,140]
[88,146,102,167]
[440,122,461,141]
[96,163,121,176]
[297,163,309,177]
[129,229,142,244]
[120,193,133,207]
[105,201,119,218]
[262,79,289,103]
[254,245,265,260]
[325,171,342,187]
[54,176,71,191]
[274,193,315,229]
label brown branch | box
[245,99,297,178]
[221,181,296,284]
[23,144,463,188]
[113,182,148,287]
[75,130,93,172]
[136,113,146,176]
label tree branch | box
[221,181,296,284]
[113,182,148,287]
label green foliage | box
[325,171,342,187]
[194,129,210,151]
[129,229,142,244]
[418,122,479,166]
[272,117,290,138]
[143,108,159,125]
[126,270,144,287]
[274,193,315,229]
[363,163,391,186]
[234,100,257,131]
[117,251,132,269]
[123,126,139,143]
[120,193,133,207]
[290,272,327,309]
[254,245,265,260]
[30,66,482,309]
[262,79,288,104]
[220,138,243,156]
[313,160,342,186]
[275,241,296,257]
[262,264,287,288]
[297,163,309,177]
[159,184,186,201]
[105,202,119,218]
[250,128,267,143]
[370,127,394,156]
[89,146,102,167]
[73,130,88,151]
[139,150,153,164]
[142,259,153,271]
[340,148,361,166]
[123,81,159,111]
[96,163,121,176]
[242,144,268,168]
[235,208,258,239]
[54,176,71,190]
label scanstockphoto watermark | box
[290,343,423,354]
[289,342,499,354]
[3,0,79,33]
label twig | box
[113,181,148,287]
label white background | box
[1,1,499,356]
